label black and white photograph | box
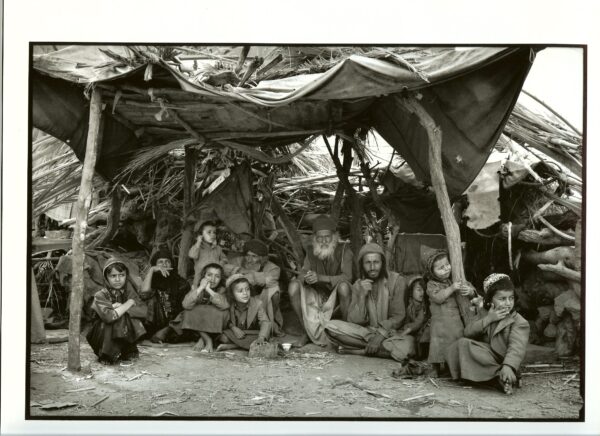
[2,2,599,435]
[26,43,584,418]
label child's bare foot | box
[201,338,214,353]
[293,333,309,348]
[216,344,238,352]
[192,338,205,352]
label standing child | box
[446,273,530,394]
[188,221,228,288]
[398,275,430,359]
[86,258,147,364]
[421,246,475,376]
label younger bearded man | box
[324,242,415,361]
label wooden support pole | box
[260,186,305,266]
[399,96,475,325]
[31,268,46,344]
[324,135,364,257]
[178,145,197,278]
[330,136,351,223]
[68,87,103,371]
[90,186,121,249]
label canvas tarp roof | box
[32,46,536,198]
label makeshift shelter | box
[30,45,583,369]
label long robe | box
[170,285,229,335]
[446,310,530,382]
[226,258,284,335]
[325,271,415,361]
[86,286,147,362]
[426,279,465,363]
[298,242,353,345]
[223,297,272,350]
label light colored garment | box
[300,284,339,345]
[426,279,464,363]
[189,240,228,285]
[297,242,353,345]
[325,320,415,362]
[446,310,530,381]
[325,271,414,361]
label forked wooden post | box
[178,145,197,278]
[400,96,475,324]
[68,87,103,371]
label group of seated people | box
[86,215,529,394]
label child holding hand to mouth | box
[446,273,529,394]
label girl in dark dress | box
[139,248,189,343]
[86,257,147,364]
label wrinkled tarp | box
[32,72,143,180]
[33,46,535,195]
[186,162,253,235]
[393,233,447,275]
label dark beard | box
[151,271,177,292]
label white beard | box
[313,234,339,261]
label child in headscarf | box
[86,257,147,364]
[421,246,475,376]
[446,273,530,394]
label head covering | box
[150,247,173,266]
[244,239,268,257]
[226,273,248,289]
[406,274,425,290]
[312,214,336,233]
[357,242,385,262]
[483,273,514,296]
[102,257,129,281]
[420,245,448,279]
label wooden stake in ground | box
[178,145,197,278]
[68,87,103,371]
[399,96,475,325]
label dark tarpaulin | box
[372,48,533,198]
[32,46,535,198]
[32,71,142,180]
[186,162,253,235]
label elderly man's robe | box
[297,242,353,345]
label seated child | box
[446,273,530,394]
[216,274,272,351]
[139,247,189,342]
[168,263,229,352]
[188,221,228,288]
[398,275,430,359]
[421,246,475,376]
[86,257,147,364]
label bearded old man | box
[226,239,284,336]
[324,243,416,361]
[288,215,353,346]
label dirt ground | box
[29,334,582,420]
